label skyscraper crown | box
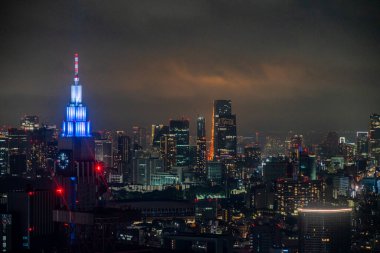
[61,53,91,137]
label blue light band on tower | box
[62,53,91,137]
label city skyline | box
[1,1,380,134]
[1,2,380,252]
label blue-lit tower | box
[55,54,107,249]
[62,53,91,137]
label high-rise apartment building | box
[275,178,325,215]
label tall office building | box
[332,176,350,198]
[207,161,224,185]
[8,128,27,176]
[338,142,356,164]
[319,132,339,160]
[210,100,237,161]
[196,117,207,175]
[298,206,351,253]
[151,124,169,148]
[132,151,164,185]
[262,156,293,182]
[58,53,94,162]
[56,53,100,212]
[299,152,317,180]
[160,134,176,171]
[369,113,380,163]
[0,134,9,175]
[356,131,369,158]
[132,126,147,150]
[61,54,91,139]
[95,139,113,168]
[115,132,131,180]
[27,126,56,176]
[169,119,190,166]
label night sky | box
[0,1,379,135]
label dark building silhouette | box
[151,124,169,148]
[298,206,351,253]
[8,190,56,251]
[115,132,131,181]
[299,151,317,180]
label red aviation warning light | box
[55,187,64,196]
[95,163,103,173]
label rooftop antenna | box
[74,53,79,84]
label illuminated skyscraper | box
[170,119,190,166]
[196,117,207,175]
[160,134,176,171]
[369,113,380,163]
[211,100,237,161]
[58,54,94,162]
[61,53,91,138]
[56,53,100,211]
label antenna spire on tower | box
[74,53,79,84]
